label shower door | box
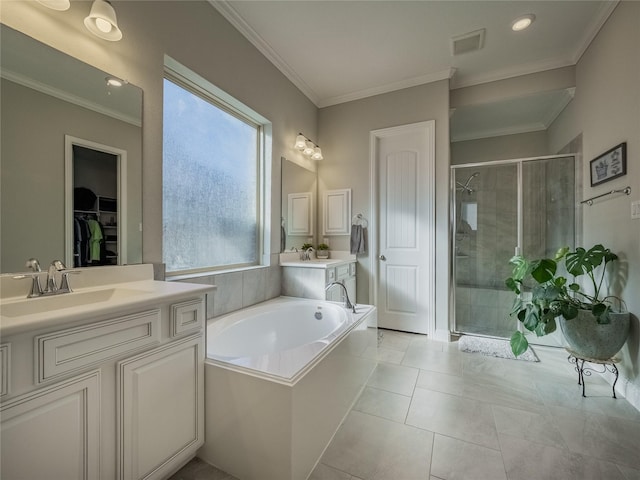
[452,156,576,344]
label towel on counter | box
[350,224,367,255]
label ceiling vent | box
[451,28,486,56]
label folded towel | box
[350,224,367,255]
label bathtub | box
[199,296,377,480]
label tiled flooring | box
[170,330,640,480]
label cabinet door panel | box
[117,335,204,480]
[1,370,100,480]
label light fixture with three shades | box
[294,133,323,160]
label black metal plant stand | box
[566,348,620,398]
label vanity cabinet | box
[326,263,356,304]
[0,370,101,480]
[117,334,204,480]
[0,288,209,480]
[282,259,356,304]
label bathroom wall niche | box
[0,25,142,273]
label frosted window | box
[163,78,259,273]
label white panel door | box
[374,122,435,334]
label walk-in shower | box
[451,155,579,346]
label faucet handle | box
[13,273,44,298]
[59,270,80,293]
[50,260,67,271]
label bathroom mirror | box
[0,25,143,273]
[281,158,317,252]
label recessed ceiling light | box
[106,76,125,87]
[511,14,536,32]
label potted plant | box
[301,242,313,252]
[506,244,630,359]
[316,243,330,259]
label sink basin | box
[0,288,151,318]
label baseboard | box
[433,328,452,343]
[600,368,640,412]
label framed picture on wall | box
[590,142,627,186]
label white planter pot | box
[558,309,630,360]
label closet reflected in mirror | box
[0,24,142,273]
[68,139,126,268]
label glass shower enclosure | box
[451,155,578,346]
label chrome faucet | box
[325,281,356,313]
[301,247,314,261]
[15,258,77,298]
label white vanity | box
[0,264,215,480]
[280,252,357,304]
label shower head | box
[456,172,480,193]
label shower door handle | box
[378,255,386,261]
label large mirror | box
[0,25,142,273]
[280,157,317,252]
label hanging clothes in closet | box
[74,215,106,266]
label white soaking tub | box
[200,296,378,480]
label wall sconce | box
[84,0,123,41]
[295,133,323,160]
[36,0,123,41]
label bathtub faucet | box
[325,281,356,313]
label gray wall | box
[1,1,316,315]
[318,80,451,336]
[451,130,549,165]
[0,78,142,272]
[548,1,640,405]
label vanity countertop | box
[0,266,216,337]
[279,251,356,269]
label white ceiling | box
[211,0,616,109]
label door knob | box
[378,255,386,261]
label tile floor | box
[170,330,640,480]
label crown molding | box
[317,68,456,108]
[451,123,547,143]
[208,0,320,106]
[1,69,141,127]
[540,87,576,127]
[572,0,619,63]
[451,57,575,90]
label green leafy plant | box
[506,244,623,357]
[316,243,330,251]
[301,243,313,251]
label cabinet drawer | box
[36,309,161,383]
[326,267,336,283]
[336,264,350,279]
[0,343,10,397]
[170,298,205,337]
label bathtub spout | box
[325,281,356,313]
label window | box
[162,62,268,274]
